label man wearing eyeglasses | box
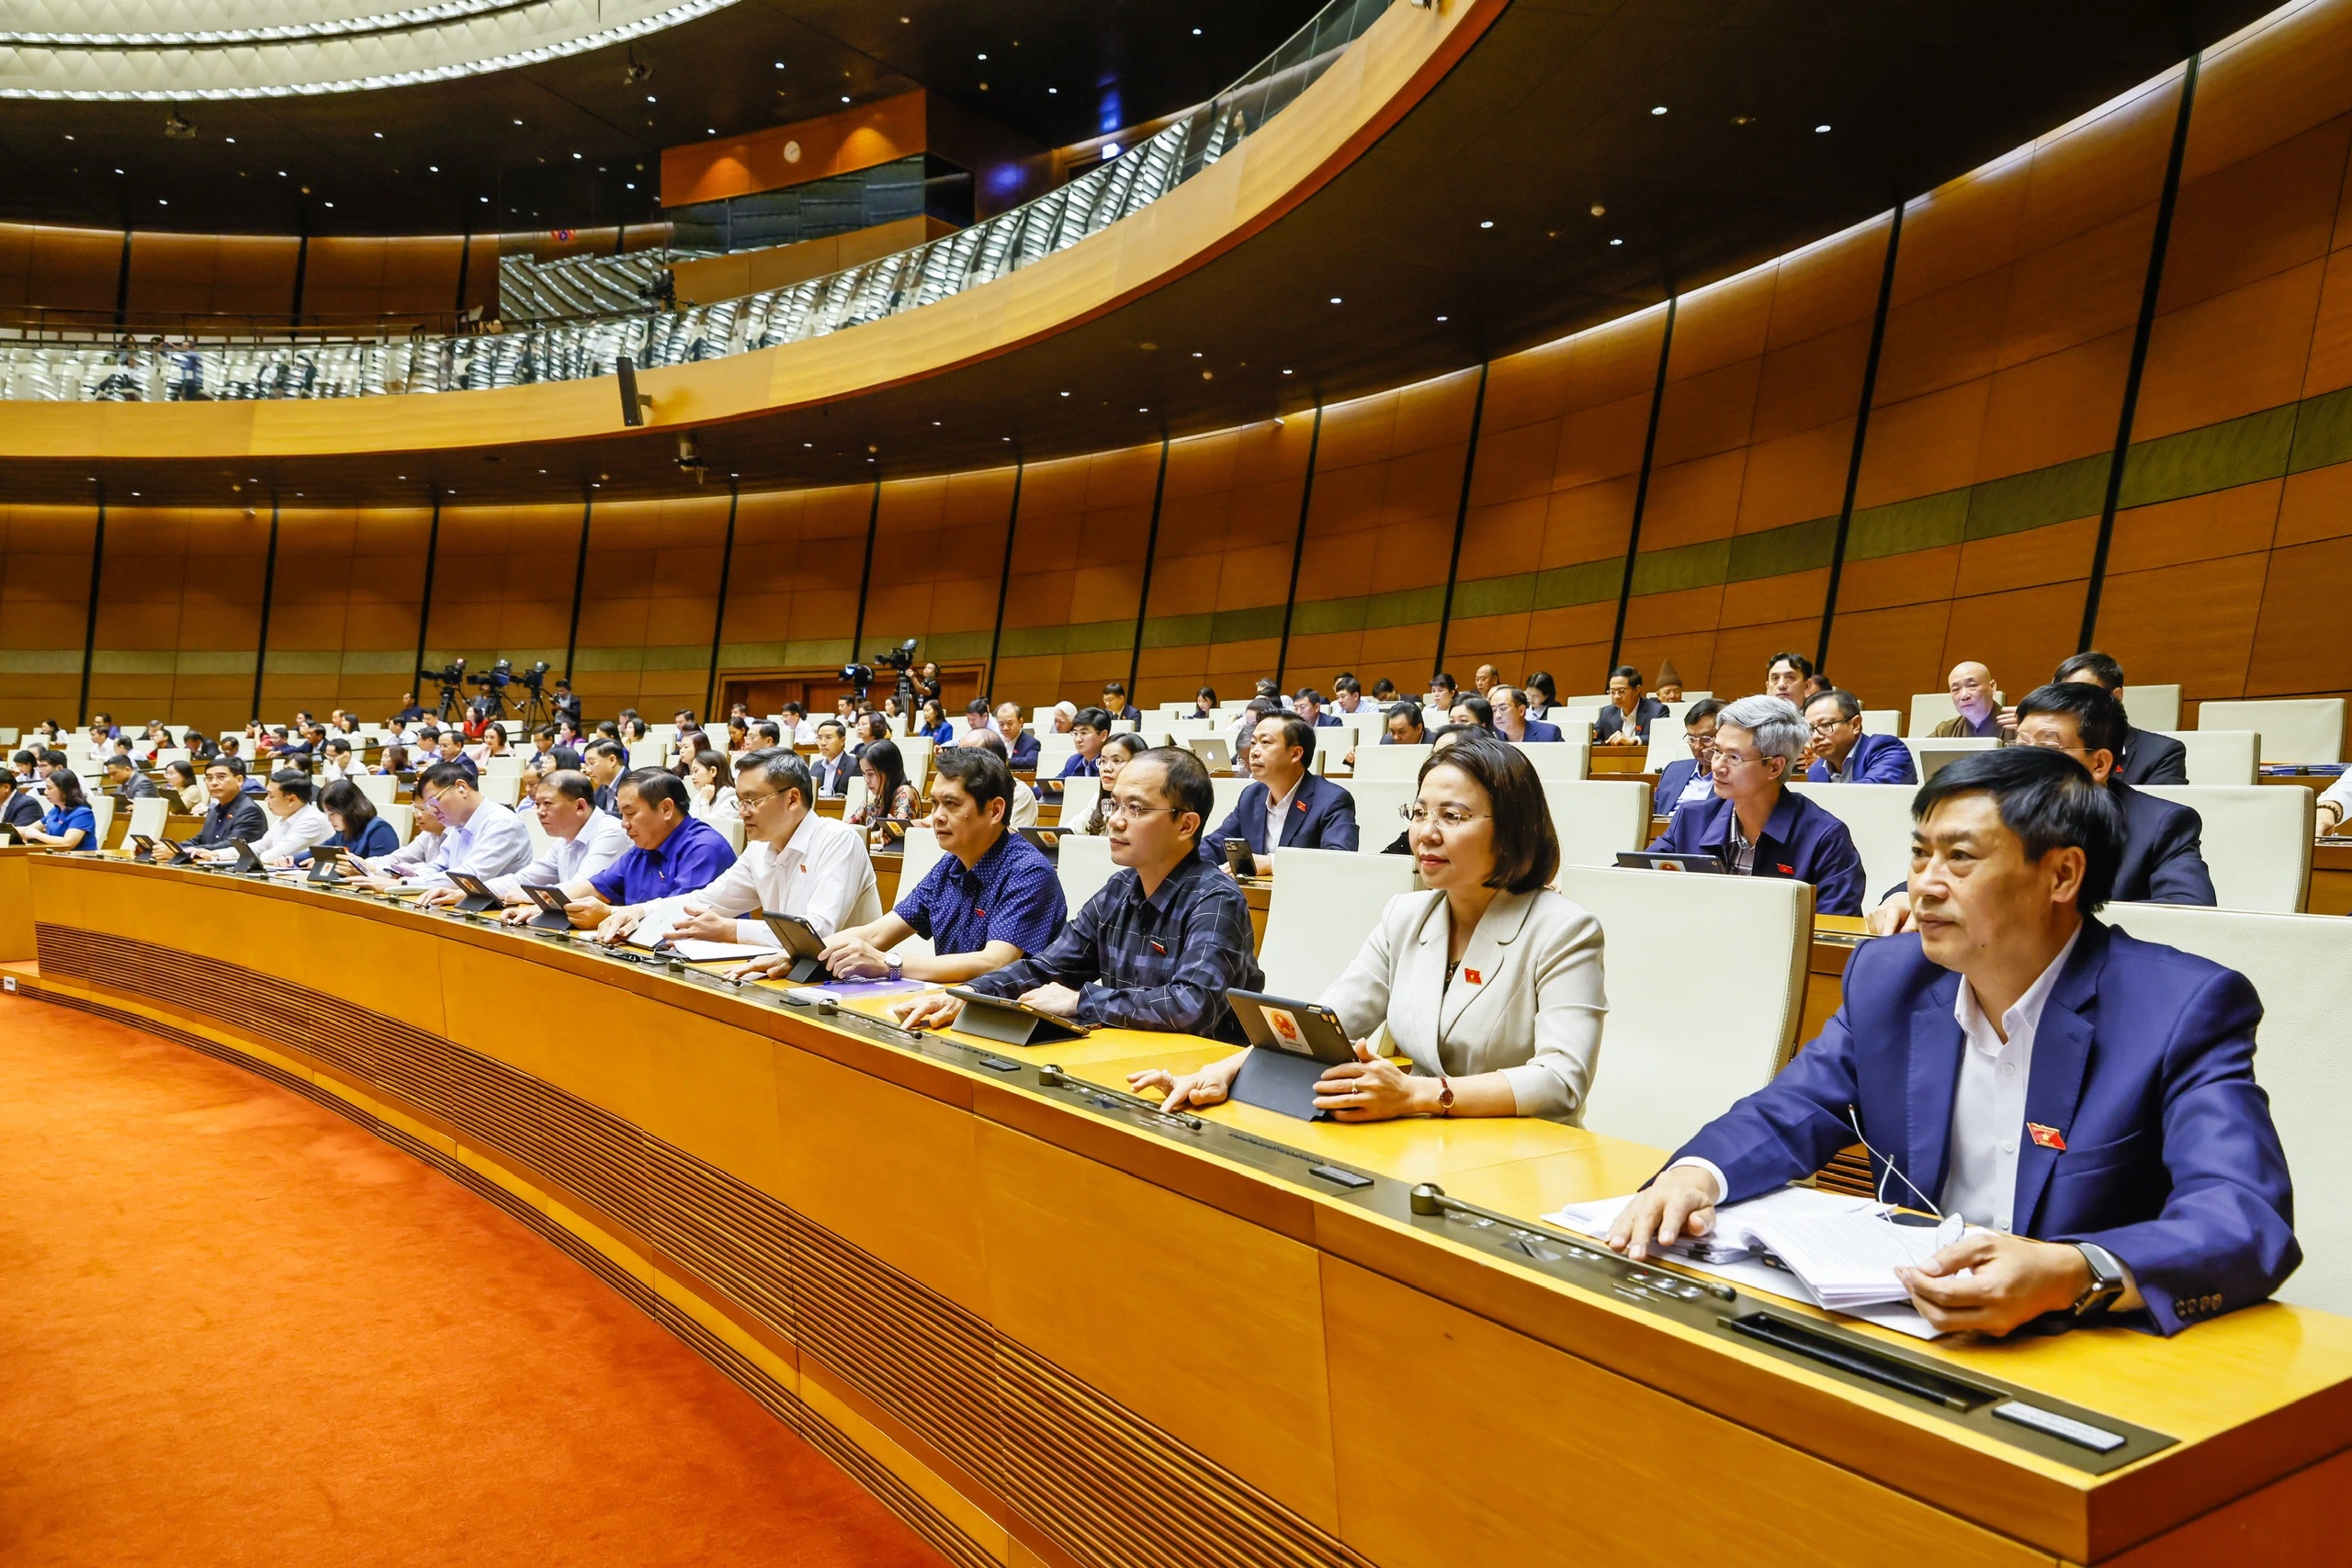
[898,747,1263,1042]
[1801,689,1917,784]
[1868,682,2211,933]
[1651,698,1724,818]
[1646,694,1866,914]
[354,761,534,888]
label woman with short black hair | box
[1133,737,1608,1124]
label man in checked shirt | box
[898,747,1264,1043]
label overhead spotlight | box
[1589,202,1606,217]
[163,106,197,140]
[624,49,654,85]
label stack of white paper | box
[667,938,770,963]
[1734,1211,1949,1309]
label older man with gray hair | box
[1645,694,1866,914]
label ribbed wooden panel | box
[990,1337,1373,1568]
[1815,1145,1879,1199]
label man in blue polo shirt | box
[558,768,736,931]
[817,746,1066,984]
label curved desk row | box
[8,850,2351,1567]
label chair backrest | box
[841,773,869,821]
[2101,903,2352,1313]
[477,772,522,808]
[1555,868,1814,1149]
[1905,738,1997,780]
[896,736,935,797]
[355,773,397,807]
[1907,692,1954,739]
[1860,708,1903,739]
[1258,848,1419,997]
[1056,831,1118,913]
[889,826,944,962]
[2197,698,2346,764]
[2151,728,2257,785]
[1059,775,1100,829]
[1510,739,1590,782]
[381,803,417,846]
[1209,773,1250,824]
[627,741,665,772]
[2133,784,2312,913]
[1344,779,1414,852]
[155,748,190,768]
[2127,683,2182,731]
[522,809,550,851]
[1787,783,1917,906]
[1352,742,1430,782]
[482,753,524,779]
[86,794,115,847]
[125,795,168,841]
[1035,734,1078,775]
[1543,779,1653,869]
[713,812,745,852]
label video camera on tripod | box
[465,658,514,720]
[419,658,468,721]
[840,638,920,708]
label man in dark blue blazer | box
[1647,695,1866,915]
[1492,686,1564,743]
[1593,665,1668,746]
[2053,651,2188,785]
[1870,682,2213,928]
[1611,746,2296,1336]
[1802,689,1918,784]
[1293,688,1346,728]
[1199,712,1358,874]
[1651,698,1724,817]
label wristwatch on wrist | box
[2071,1242,2127,1317]
[885,956,903,983]
[1434,1076,1455,1117]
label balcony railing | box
[0,0,1390,404]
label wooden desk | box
[1586,750,1652,777]
[2309,840,2352,917]
[12,856,2351,1566]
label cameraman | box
[551,677,582,728]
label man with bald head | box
[1931,661,2014,740]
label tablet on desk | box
[1616,850,1728,874]
[444,872,502,913]
[520,884,572,931]
[307,846,346,885]
[758,910,829,981]
[942,985,1091,1045]
[1015,827,1069,857]
[1226,987,1360,1119]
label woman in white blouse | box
[1131,736,1607,1123]
[684,749,740,820]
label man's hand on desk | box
[1865,890,1915,936]
[416,886,465,908]
[574,897,623,936]
[1017,982,1082,1018]
[820,932,892,979]
[894,992,965,1031]
[1895,1233,2133,1337]
[1605,1167,1719,1261]
[666,904,739,943]
[721,951,791,982]
[1129,1053,1245,1111]
[498,903,539,925]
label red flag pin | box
[2027,1122,2066,1151]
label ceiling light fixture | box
[1815,123,1832,133]
[1329,297,1342,304]
[1479,220,1493,229]
[1651,105,1668,116]
[1610,237,1623,245]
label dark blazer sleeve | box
[2061,965,2299,1335]
[1804,816,1868,917]
[1859,734,1919,784]
[1313,779,1359,852]
[2144,802,2219,906]
[1668,948,1876,1201]
[2122,730,2190,786]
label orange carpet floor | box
[0,990,945,1567]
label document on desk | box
[1548,1187,1954,1339]
[666,938,771,962]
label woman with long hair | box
[846,738,919,846]
[917,699,955,746]
[21,768,96,850]
[310,778,400,863]
[1079,733,1149,835]
[684,749,739,818]
[166,760,204,814]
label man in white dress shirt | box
[416,771,633,916]
[230,770,337,865]
[356,760,533,889]
[593,749,877,950]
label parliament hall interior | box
[8,0,2352,1563]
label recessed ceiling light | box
[1651,105,1668,116]
[114,166,124,174]
[1283,368,1294,375]
[1479,220,1493,229]
[775,60,785,67]
[1192,27,1203,35]
[428,164,438,172]
[224,136,234,143]
[1610,237,1623,245]
[625,183,635,189]
[1329,297,1342,304]
[512,118,522,125]
[932,421,941,426]
[574,151,583,159]
[62,133,73,141]
[1047,87,1057,95]
[841,95,851,103]
[977,52,987,60]
[157,197,167,205]
[705,130,713,136]
[1436,314,1448,321]
[480,196,489,202]
[646,95,656,103]
[1059,390,1070,397]
[373,131,383,139]
[804,442,814,447]
[1815,124,1832,133]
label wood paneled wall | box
[11,2,2352,739]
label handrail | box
[0,0,1392,404]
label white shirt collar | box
[1953,924,2083,1052]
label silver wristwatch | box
[886,956,903,983]
[2071,1242,2127,1317]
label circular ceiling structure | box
[0,0,740,99]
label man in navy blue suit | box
[1652,697,1724,818]
[1293,688,1345,728]
[2054,650,2188,786]
[1491,686,1564,743]
[1869,682,2212,931]
[1611,745,2296,1336]
[1594,665,1669,746]
[1198,712,1358,875]
[1647,695,1866,915]
[1803,689,1917,784]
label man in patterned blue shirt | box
[900,747,1264,1043]
[819,747,1066,983]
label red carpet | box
[0,991,944,1568]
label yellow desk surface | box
[13,851,2352,1568]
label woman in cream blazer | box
[1132,736,1607,1123]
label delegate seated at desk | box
[297,778,402,864]
[356,761,534,888]
[899,747,1264,1042]
[1135,737,1606,1122]
[598,750,873,951]
[456,771,629,912]
[209,768,332,864]
[1868,682,2214,933]
[0,764,49,834]
[810,747,1067,985]
[1802,689,1917,784]
[552,768,737,932]
[1197,714,1359,875]
[1646,695,1866,916]
[17,767,97,850]
[1610,746,2298,1337]
[148,759,269,859]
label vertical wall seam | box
[849,480,882,658]
[76,491,107,723]
[561,494,593,682]
[702,481,741,721]
[985,464,1024,693]
[249,502,282,721]
[1430,361,1493,679]
[2081,51,2200,652]
[1127,439,1172,696]
[1816,203,1906,671]
[1272,405,1326,689]
[412,498,443,680]
[1608,299,1679,675]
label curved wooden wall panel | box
[17,2,2352,738]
